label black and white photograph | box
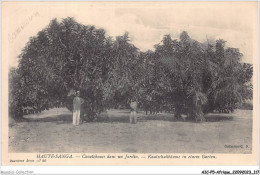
[1,1,258,167]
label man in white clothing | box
[73,91,85,125]
[129,98,138,124]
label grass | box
[8,108,252,153]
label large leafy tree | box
[104,32,140,108]
[142,32,252,121]
[153,32,208,121]
[10,18,115,120]
[206,40,253,113]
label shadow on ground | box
[204,114,234,122]
[17,112,234,124]
[22,114,72,124]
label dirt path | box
[8,109,252,153]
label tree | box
[206,41,253,113]
[9,68,23,120]
[10,18,114,120]
[105,32,141,108]
[147,32,252,121]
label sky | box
[2,2,258,68]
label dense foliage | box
[9,18,253,121]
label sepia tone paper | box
[1,1,258,166]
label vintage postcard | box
[1,1,258,166]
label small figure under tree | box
[129,98,138,124]
[73,91,85,125]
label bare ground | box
[8,108,252,153]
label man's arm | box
[80,98,85,104]
[73,98,76,111]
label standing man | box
[73,91,85,125]
[129,98,138,124]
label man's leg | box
[130,112,133,124]
[133,111,137,124]
[76,110,81,125]
[78,110,81,125]
[75,110,78,125]
[73,111,76,125]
